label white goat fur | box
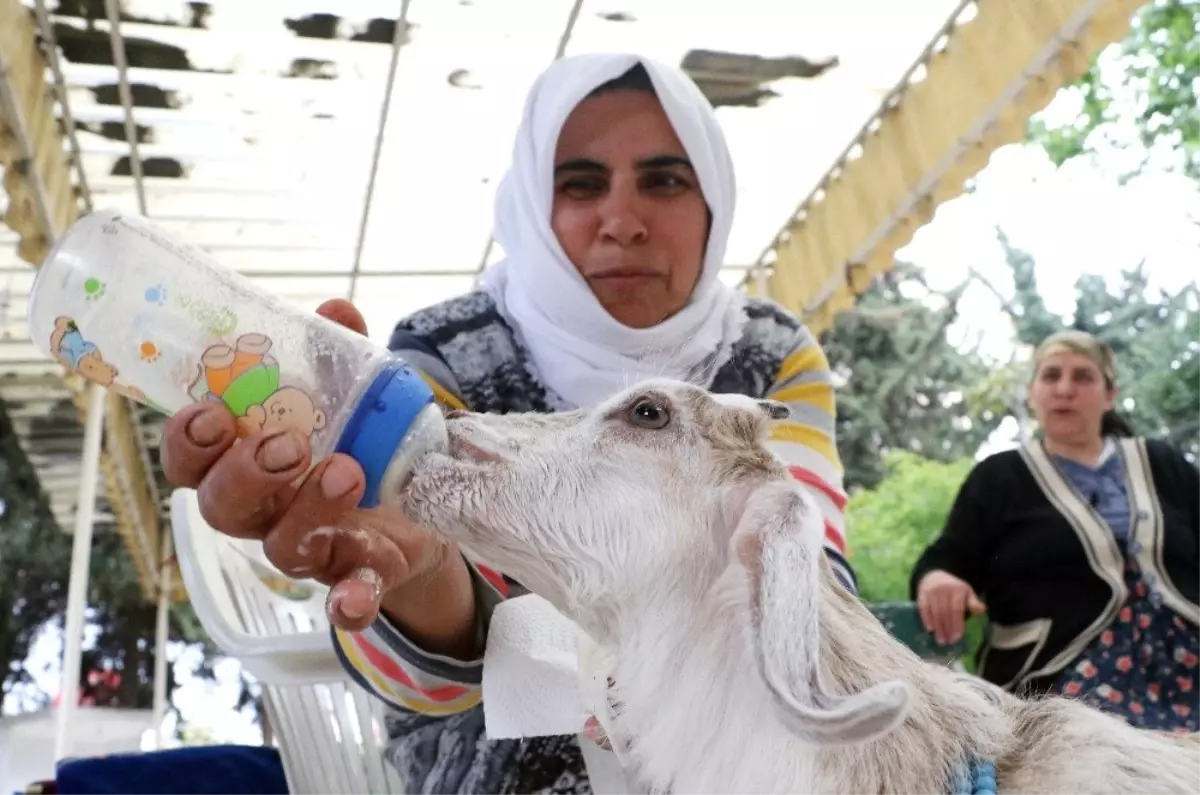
[400,378,1200,794]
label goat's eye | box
[628,399,670,430]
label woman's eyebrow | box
[554,158,608,175]
[636,154,693,172]
[553,154,695,176]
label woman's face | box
[551,89,709,329]
[1029,350,1115,445]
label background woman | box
[912,329,1198,733]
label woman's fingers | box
[938,588,968,645]
[251,457,431,632]
[917,593,937,641]
[324,533,417,632]
[919,589,956,645]
[260,454,366,578]
[160,402,239,488]
[917,571,983,645]
[324,511,457,632]
[195,429,313,540]
[327,571,393,632]
[316,299,368,336]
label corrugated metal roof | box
[1,0,962,540]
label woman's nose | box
[598,189,649,245]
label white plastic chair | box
[169,488,407,795]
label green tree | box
[993,230,1200,460]
[1027,0,1199,179]
[845,451,975,604]
[821,262,1004,491]
[178,722,218,747]
[845,451,986,667]
[0,397,249,727]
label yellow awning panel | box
[761,0,1144,336]
[0,0,75,263]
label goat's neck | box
[603,563,1010,794]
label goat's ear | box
[730,480,911,746]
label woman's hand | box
[916,569,986,646]
[160,299,479,658]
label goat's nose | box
[759,399,790,420]
[444,409,468,420]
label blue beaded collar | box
[951,760,997,794]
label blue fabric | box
[55,745,289,795]
[1052,448,1132,539]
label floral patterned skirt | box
[1050,555,1199,733]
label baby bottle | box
[28,208,447,508]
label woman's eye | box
[628,400,670,430]
[558,178,605,198]
[643,171,690,193]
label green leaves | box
[0,399,224,716]
[822,262,1003,491]
[999,231,1200,461]
[1027,0,1200,180]
[1026,67,1107,168]
[846,452,974,605]
[846,452,987,670]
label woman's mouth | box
[590,272,661,292]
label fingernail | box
[321,458,358,499]
[258,431,304,472]
[340,602,365,620]
[186,408,225,447]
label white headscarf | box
[480,53,746,410]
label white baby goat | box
[400,378,1199,794]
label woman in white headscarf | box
[162,53,856,794]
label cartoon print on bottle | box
[49,316,148,403]
[188,332,326,440]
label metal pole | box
[1,16,108,758]
[33,0,93,213]
[471,0,585,285]
[55,384,107,761]
[150,530,173,748]
[104,0,148,215]
[348,0,412,304]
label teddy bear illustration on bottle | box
[188,332,326,439]
[49,316,147,403]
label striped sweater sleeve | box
[765,329,858,593]
[330,327,506,716]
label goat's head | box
[402,378,910,745]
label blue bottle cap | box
[334,358,435,508]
